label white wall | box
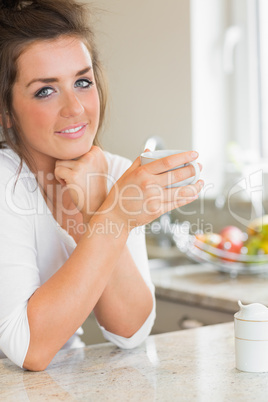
[89,0,192,161]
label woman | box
[0,0,203,371]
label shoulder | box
[103,151,132,182]
[0,148,37,205]
[0,147,20,168]
[0,147,33,177]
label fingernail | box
[191,151,198,158]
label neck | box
[26,152,78,216]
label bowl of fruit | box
[174,216,268,276]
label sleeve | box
[0,167,40,368]
[98,152,156,348]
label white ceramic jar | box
[234,300,268,372]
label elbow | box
[122,308,156,349]
[118,339,142,350]
[23,362,47,372]
[23,350,52,372]
[101,302,156,350]
[104,312,155,350]
[23,358,50,372]
[118,327,152,350]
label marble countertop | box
[151,263,268,313]
[1,322,268,401]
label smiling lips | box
[55,123,87,139]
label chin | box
[61,144,93,160]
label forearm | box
[24,213,128,371]
[93,245,154,338]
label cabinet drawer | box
[81,313,106,346]
[152,297,234,334]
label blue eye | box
[75,79,93,89]
[35,87,54,98]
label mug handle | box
[188,161,200,184]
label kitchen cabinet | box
[81,313,105,346]
[152,297,233,334]
[81,297,234,346]
[151,262,268,330]
[81,261,268,345]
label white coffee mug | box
[140,150,200,188]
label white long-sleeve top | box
[0,148,155,368]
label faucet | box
[143,135,166,152]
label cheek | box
[14,99,54,133]
[88,89,100,120]
[30,107,52,129]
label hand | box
[99,150,203,231]
[54,146,108,221]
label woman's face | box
[12,36,100,167]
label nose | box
[60,92,84,118]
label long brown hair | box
[0,0,107,175]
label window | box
[258,0,268,158]
[191,0,268,199]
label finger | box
[54,165,73,184]
[141,151,199,175]
[145,180,203,204]
[142,181,203,217]
[125,156,141,174]
[162,180,204,201]
[55,159,78,169]
[158,194,199,215]
[156,164,198,187]
[150,194,199,217]
[58,178,67,186]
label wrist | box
[81,190,108,224]
[89,209,130,241]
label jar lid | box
[235,300,268,321]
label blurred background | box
[90,0,268,202]
[81,0,268,344]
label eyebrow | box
[26,66,92,88]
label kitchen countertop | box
[1,322,268,401]
[151,263,268,313]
